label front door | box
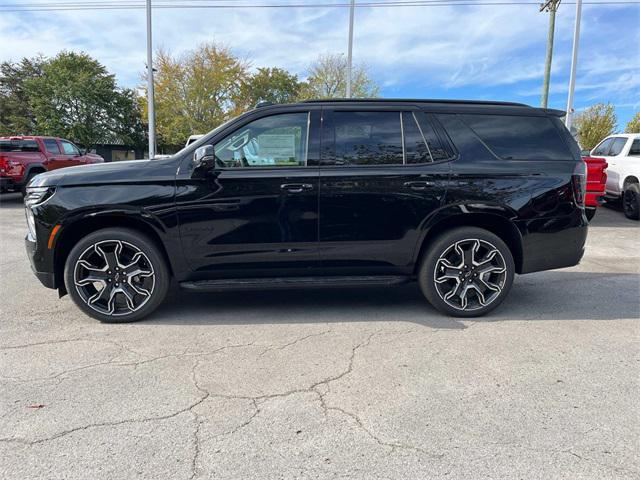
[176,109,321,279]
[318,108,451,275]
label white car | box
[185,134,204,147]
[591,133,640,219]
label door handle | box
[281,183,313,193]
[404,181,433,191]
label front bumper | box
[25,234,57,289]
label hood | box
[30,157,180,188]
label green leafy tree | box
[142,42,249,147]
[0,56,44,135]
[24,51,144,149]
[625,111,640,133]
[239,67,302,109]
[301,53,379,99]
[574,103,618,150]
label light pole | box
[346,0,355,98]
[146,0,156,159]
[565,0,583,131]
[540,0,561,109]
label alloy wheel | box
[433,238,507,312]
[73,240,156,317]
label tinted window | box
[608,137,627,156]
[214,112,309,168]
[415,112,452,161]
[629,139,640,157]
[43,138,60,154]
[332,111,403,166]
[461,114,571,160]
[61,141,80,155]
[592,138,613,156]
[402,112,431,164]
[0,139,39,152]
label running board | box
[180,275,412,292]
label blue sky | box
[0,1,638,127]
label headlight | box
[24,186,56,208]
[24,186,56,239]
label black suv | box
[25,99,588,322]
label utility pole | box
[540,0,561,109]
[346,0,355,98]
[146,0,156,159]
[565,0,583,131]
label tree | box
[0,56,44,135]
[239,67,302,109]
[625,112,640,133]
[142,42,249,147]
[24,51,144,149]
[574,103,618,150]
[301,53,379,99]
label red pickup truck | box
[583,155,608,221]
[0,136,104,194]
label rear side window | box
[332,111,403,166]
[43,138,60,154]
[402,112,431,164]
[608,137,627,156]
[0,139,40,152]
[461,114,571,160]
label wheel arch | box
[54,214,174,296]
[623,175,639,189]
[413,210,524,275]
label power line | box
[1,0,637,10]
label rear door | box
[318,107,451,275]
[176,108,322,278]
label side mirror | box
[193,145,216,173]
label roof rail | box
[255,101,275,108]
[300,98,531,107]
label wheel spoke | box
[75,260,110,286]
[435,258,463,283]
[87,283,113,310]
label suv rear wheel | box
[419,227,515,317]
[64,228,170,323]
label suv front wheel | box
[64,228,170,323]
[419,227,515,317]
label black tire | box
[622,183,640,220]
[419,227,515,318]
[585,207,597,222]
[64,228,170,323]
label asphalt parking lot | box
[0,191,638,479]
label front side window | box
[629,139,640,157]
[461,114,571,160]
[214,112,309,168]
[61,140,80,156]
[592,138,613,156]
[608,137,627,156]
[332,111,403,166]
[43,138,60,154]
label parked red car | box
[582,155,608,221]
[0,136,104,194]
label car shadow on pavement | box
[0,193,23,209]
[147,270,640,328]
